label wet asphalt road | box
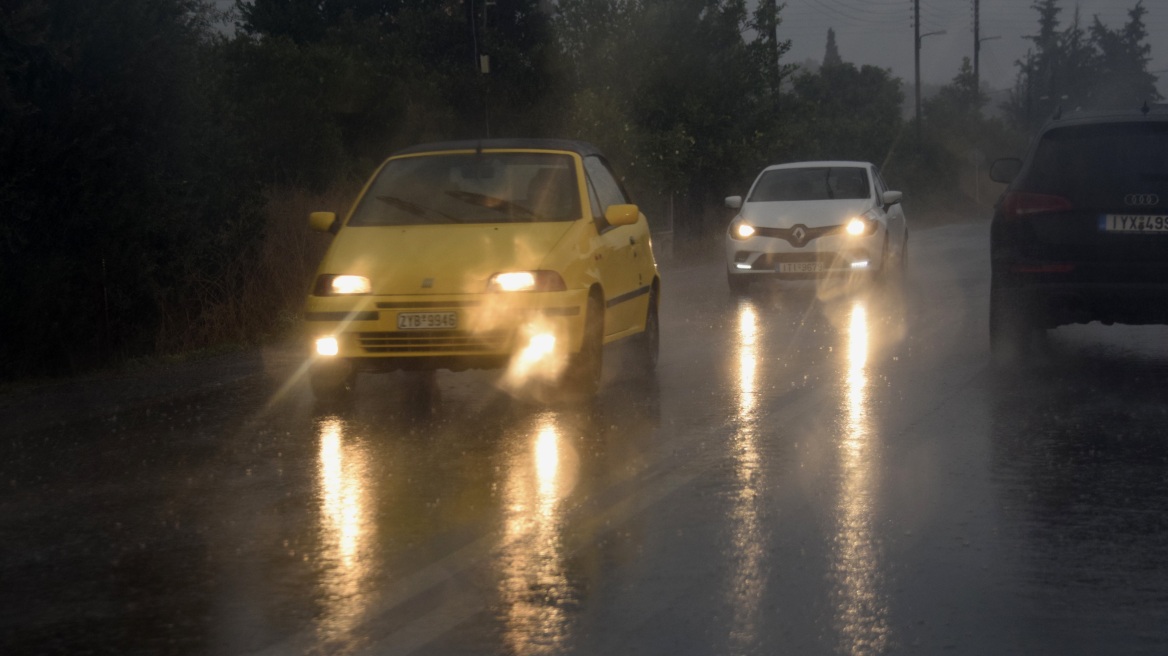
[4,220,1168,655]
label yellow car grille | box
[357,330,510,354]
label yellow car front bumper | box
[304,289,590,372]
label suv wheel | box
[989,285,1042,365]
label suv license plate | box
[397,312,457,330]
[1101,214,1168,233]
[778,262,823,273]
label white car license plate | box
[397,311,457,330]
[1101,214,1168,233]
[778,261,823,273]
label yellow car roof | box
[392,138,604,158]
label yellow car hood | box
[319,222,577,295]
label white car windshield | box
[749,166,871,202]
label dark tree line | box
[1006,0,1159,131]
[0,0,1158,378]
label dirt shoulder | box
[0,341,305,437]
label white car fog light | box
[736,263,752,270]
[316,336,339,356]
[851,260,870,269]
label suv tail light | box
[999,191,1073,219]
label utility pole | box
[973,0,979,91]
[972,0,999,99]
[914,0,920,143]
[914,0,945,143]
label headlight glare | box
[846,218,867,236]
[331,275,371,295]
[731,220,756,240]
[315,336,339,356]
[314,274,371,296]
[488,270,567,292]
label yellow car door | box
[584,156,648,337]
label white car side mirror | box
[725,196,742,209]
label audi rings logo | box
[1124,193,1160,206]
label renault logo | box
[1124,193,1160,206]
[790,225,808,247]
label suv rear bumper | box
[992,277,1168,327]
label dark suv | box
[989,106,1168,357]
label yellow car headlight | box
[314,274,371,296]
[487,270,566,292]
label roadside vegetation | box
[0,0,1158,379]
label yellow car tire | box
[562,295,603,396]
[632,289,659,377]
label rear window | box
[1023,122,1168,207]
[748,166,870,202]
[348,152,580,226]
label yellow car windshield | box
[349,152,581,226]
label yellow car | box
[304,139,661,399]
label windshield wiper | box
[376,195,461,223]
[445,190,537,220]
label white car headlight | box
[845,217,868,236]
[730,220,756,240]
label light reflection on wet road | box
[829,301,890,655]
[5,221,1168,655]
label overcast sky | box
[214,1,1166,95]
[776,0,1167,93]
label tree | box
[785,63,903,164]
[1089,0,1160,108]
[0,0,260,376]
[924,58,987,131]
[922,57,1022,205]
[823,27,842,68]
[1005,0,1159,131]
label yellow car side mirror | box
[604,204,639,227]
[309,211,338,233]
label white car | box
[723,160,907,293]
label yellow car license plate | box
[396,311,457,330]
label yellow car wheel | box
[562,295,603,396]
[632,289,659,377]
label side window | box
[584,156,629,217]
[586,178,604,222]
[873,169,888,196]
